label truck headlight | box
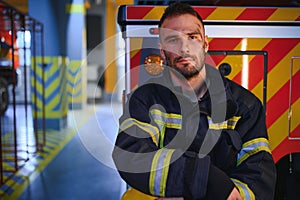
[144,54,164,76]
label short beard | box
[178,63,200,79]
[165,55,201,79]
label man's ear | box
[204,35,209,53]
[158,43,166,59]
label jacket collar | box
[160,65,238,122]
[203,65,238,122]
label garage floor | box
[0,103,126,200]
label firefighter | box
[113,2,276,199]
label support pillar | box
[66,1,87,110]
[104,0,133,101]
[29,0,70,130]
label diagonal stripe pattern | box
[31,56,68,120]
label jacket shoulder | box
[226,78,263,110]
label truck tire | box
[0,77,9,116]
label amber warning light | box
[149,28,159,35]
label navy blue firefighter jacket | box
[113,65,276,200]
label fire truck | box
[0,4,20,116]
[117,4,300,199]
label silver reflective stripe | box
[150,109,182,130]
[208,116,241,130]
[119,118,159,146]
[231,178,255,200]
[149,148,175,196]
[237,137,271,166]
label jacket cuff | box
[206,164,235,199]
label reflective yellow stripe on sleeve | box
[149,148,175,197]
[150,109,182,148]
[208,116,241,130]
[119,118,159,146]
[237,137,271,166]
[231,178,255,200]
[150,109,182,129]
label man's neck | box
[170,66,207,99]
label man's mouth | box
[177,57,192,64]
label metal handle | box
[288,56,300,140]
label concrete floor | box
[1,103,126,200]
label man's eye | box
[189,35,197,40]
[168,38,178,43]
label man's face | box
[159,14,209,79]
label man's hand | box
[227,187,243,200]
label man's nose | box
[180,38,190,54]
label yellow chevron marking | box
[130,38,143,59]
[290,102,300,135]
[70,86,82,94]
[47,95,60,110]
[268,8,300,21]
[4,129,74,199]
[245,38,272,99]
[5,179,19,188]
[266,43,300,101]
[268,110,288,150]
[218,42,243,80]
[246,38,272,52]
[6,107,94,200]
[66,3,85,14]
[31,57,56,77]
[2,162,15,171]
[31,105,65,118]
[68,61,81,73]
[67,61,82,97]
[251,82,264,103]
[143,6,167,20]
[252,44,300,101]
[47,79,60,95]
[208,38,243,80]
[31,57,60,80]
[31,56,69,118]
[252,42,300,105]
[269,98,300,150]
[289,58,300,137]
[31,63,43,77]
[231,38,270,81]
[206,7,245,20]
[211,38,270,95]
[71,96,84,103]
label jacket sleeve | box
[230,97,277,200]
[112,90,234,199]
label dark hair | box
[158,2,204,28]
